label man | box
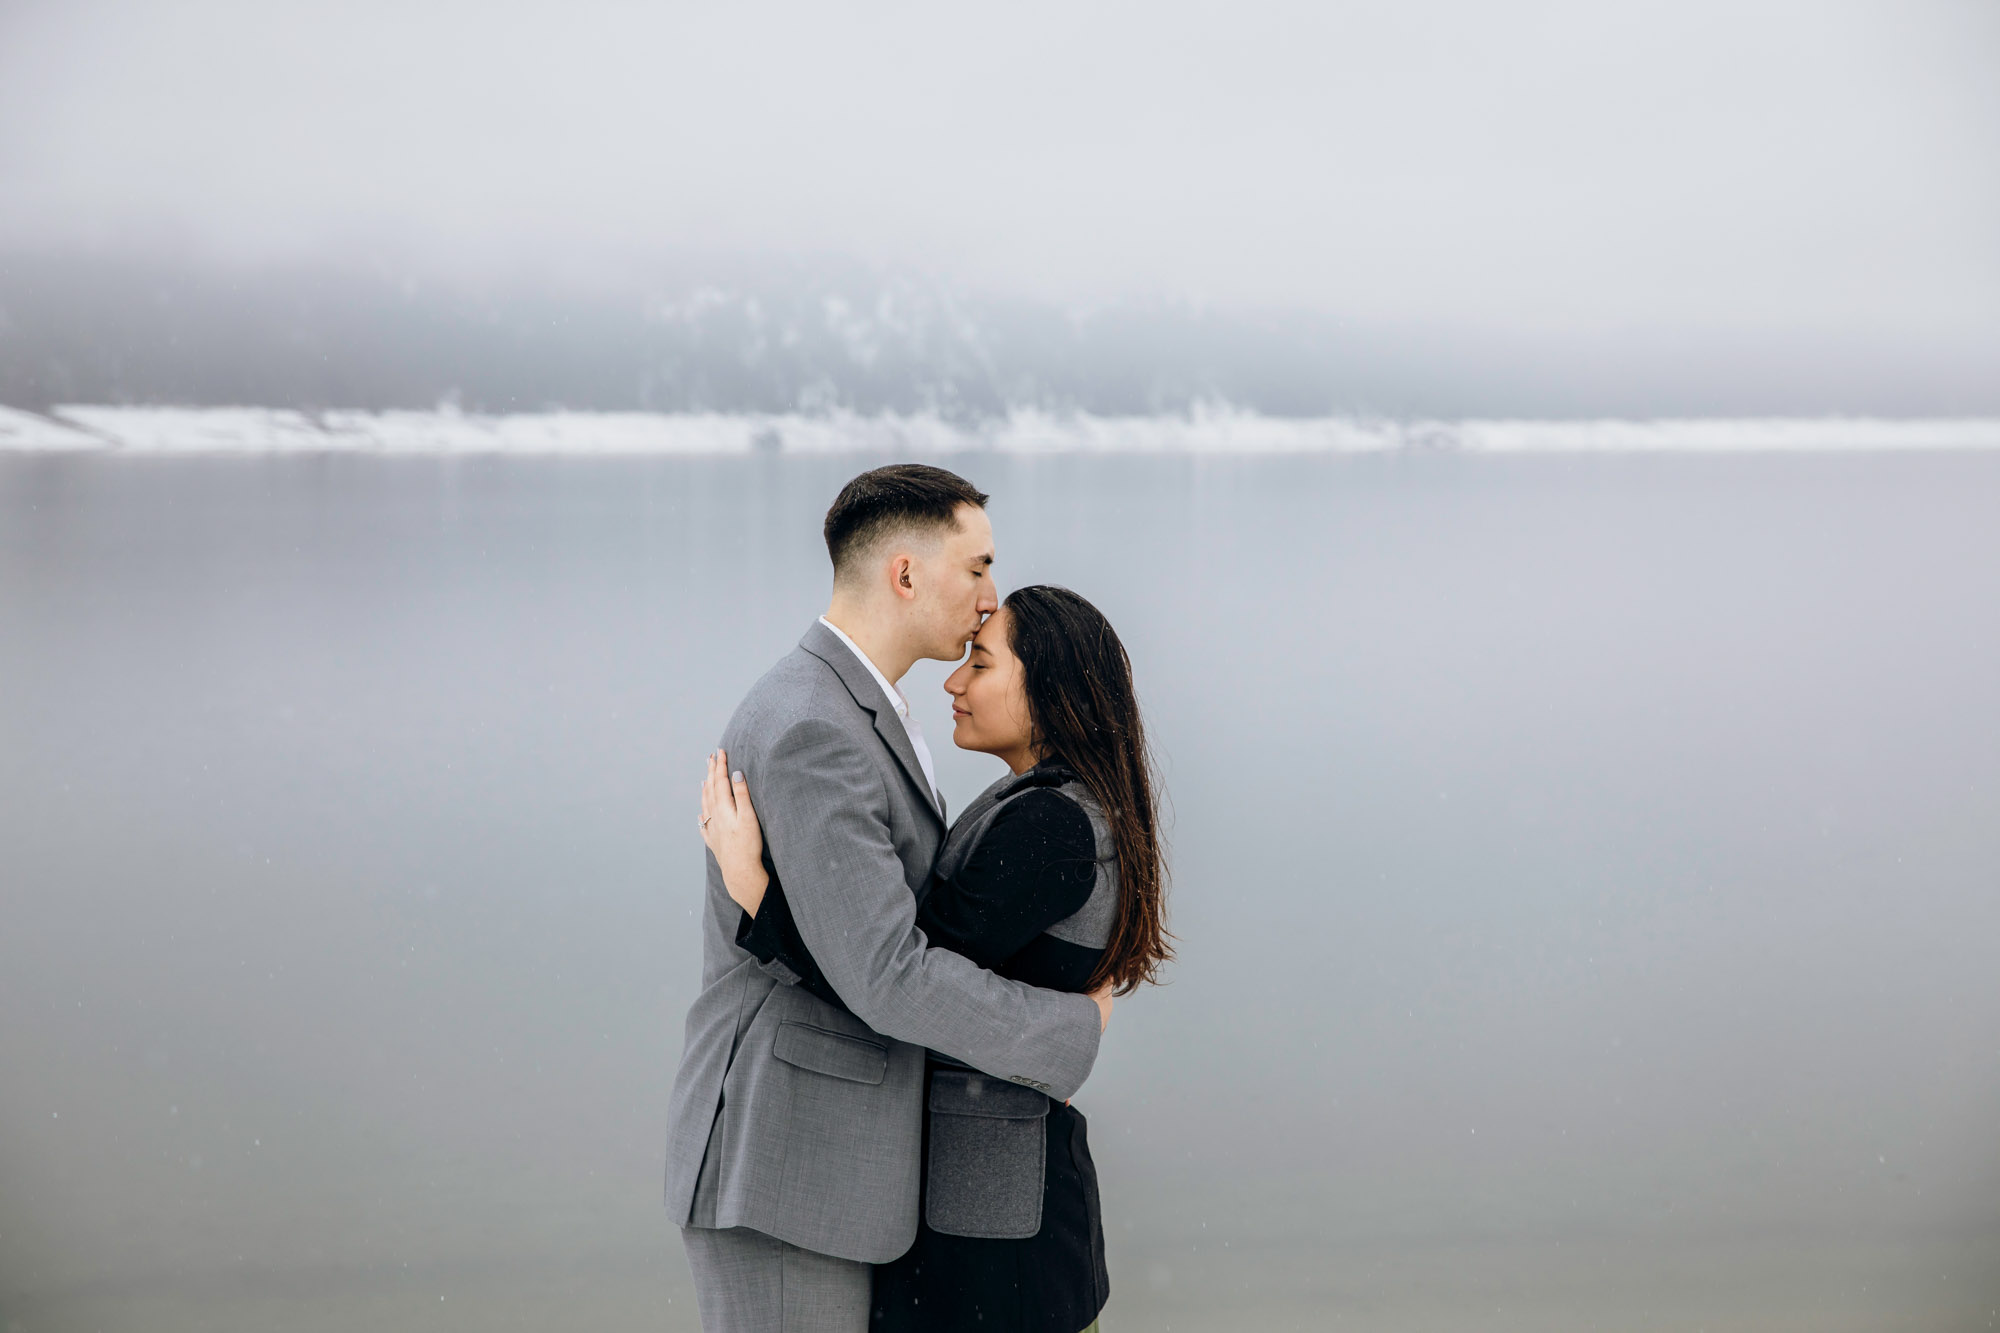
[664,464,1112,1331]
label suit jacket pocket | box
[924,1067,1049,1240]
[771,1021,889,1085]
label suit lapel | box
[871,711,944,825]
[801,621,945,825]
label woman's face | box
[943,606,1037,770]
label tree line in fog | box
[2,252,1989,420]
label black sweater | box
[736,764,1112,1333]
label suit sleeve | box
[740,787,1094,994]
[737,882,851,1015]
[749,717,1102,1100]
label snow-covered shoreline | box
[5,404,2000,455]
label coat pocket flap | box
[927,1068,1051,1119]
[772,1022,889,1085]
[925,1068,1049,1239]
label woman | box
[699,584,1171,1333]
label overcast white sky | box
[2,0,1996,343]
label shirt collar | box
[816,616,908,719]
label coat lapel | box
[800,621,945,825]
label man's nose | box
[977,585,999,614]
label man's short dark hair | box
[823,464,990,584]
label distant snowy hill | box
[0,255,1380,417]
[6,404,1997,455]
[4,253,1995,420]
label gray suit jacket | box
[663,621,1104,1263]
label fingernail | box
[731,771,744,783]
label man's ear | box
[889,553,917,600]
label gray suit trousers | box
[680,1225,869,1333]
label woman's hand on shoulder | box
[701,748,770,915]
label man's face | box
[912,503,998,661]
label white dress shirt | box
[818,616,941,811]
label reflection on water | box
[3,451,1998,1331]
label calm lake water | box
[3,449,1998,1331]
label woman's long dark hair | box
[1003,585,1172,995]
